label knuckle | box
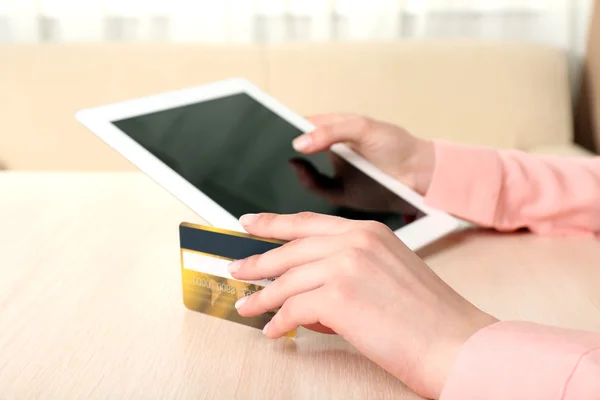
[254,213,276,228]
[354,116,373,133]
[313,125,330,141]
[253,286,278,313]
[282,237,305,253]
[328,278,352,305]
[293,211,317,224]
[269,267,293,289]
[339,248,365,275]
[242,254,261,271]
[353,229,381,249]
[362,220,393,236]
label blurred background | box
[0,0,598,171]
[0,1,592,75]
[0,1,591,43]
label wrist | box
[428,311,499,399]
[401,138,436,195]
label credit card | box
[179,222,295,337]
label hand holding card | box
[179,222,296,337]
[229,212,498,400]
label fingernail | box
[292,134,312,151]
[240,214,258,226]
[235,296,248,309]
[262,322,270,335]
[228,260,242,274]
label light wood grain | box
[1,172,600,399]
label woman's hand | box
[291,114,435,195]
[228,212,498,399]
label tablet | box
[75,78,461,251]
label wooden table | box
[1,172,600,399]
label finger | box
[230,234,350,281]
[236,258,330,317]
[292,116,372,154]
[239,212,357,240]
[263,288,331,339]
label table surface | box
[1,171,600,399]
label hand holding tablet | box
[75,78,462,251]
[230,212,497,400]
[291,113,436,197]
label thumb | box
[293,115,373,154]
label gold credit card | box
[179,222,295,337]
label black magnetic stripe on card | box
[179,224,283,260]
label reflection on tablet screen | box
[112,93,425,231]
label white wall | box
[0,0,592,46]
[0,0,593,90]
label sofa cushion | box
[266,41,574,151]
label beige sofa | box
[0,40,596,171]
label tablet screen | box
[112,93,425,231]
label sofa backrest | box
[267,41,573,151]
[0,41,574,170]
[0,44,266,171]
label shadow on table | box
[277,332,422,398]
[415,227,529,260]
[415,229,476,259]
[180,312,423,397]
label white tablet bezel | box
[75,78,462,251]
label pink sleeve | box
[424,141,600,236]
[440,321,600,400]
[425,142,600,398]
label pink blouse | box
[424,141,600,399]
